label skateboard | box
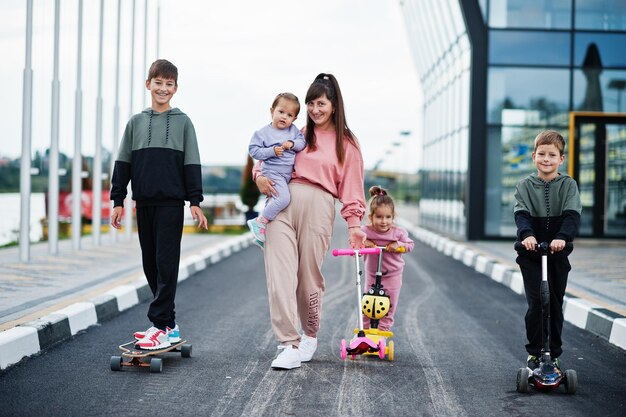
[110,340,192,373]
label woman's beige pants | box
[264,183,336,346]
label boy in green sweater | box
[110,59,207,349]
[514,130,581,371]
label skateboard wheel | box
[564,369,577,394]
[150,358,163,373]
[516,367,530,393]
[181,344,192,358]
[340,339,347,360]
[110,355,122,371]
[387,340,394,362]
[378,338,386,359]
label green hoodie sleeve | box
[555,178,582,241]
[182,118,203,206]
[110,120,134,206]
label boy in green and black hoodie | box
[110,59,208,350]
[514,130,582,371]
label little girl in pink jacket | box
[361,186,414,331]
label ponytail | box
[304,73,358,164]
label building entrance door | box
[571,113,626,237]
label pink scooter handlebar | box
[332,247,381,257]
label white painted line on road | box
[609,318,626,350]
[510,271,525,295]
[55,302,98,335]
[563,297,601,329]
[490,263,508,283]
[0,326,40,369]
[462,249,477,267]
[452,244,465,260]
[178,266,190,282]
[474,255,490,274]
[106,285,139,311]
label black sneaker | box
[527,355,540,370]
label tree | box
[240,156,261,221]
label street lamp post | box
[20,0,34,262]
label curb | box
[0,234,252,370]
[397,219,626,352]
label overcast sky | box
[1,0,423,173]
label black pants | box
[517,254,571,358]
[136,205,184,329]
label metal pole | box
[93,0,105,246]
[72,0,84,251]
[142,0,148,109]
[124,0,136,239]
[111,0,122,243]
[156,0,160,58]
[20,0,34,262]
[48,0,61,255]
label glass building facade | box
[401,0,626,239]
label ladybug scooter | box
[332,246,403,361]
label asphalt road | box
[2,222,625,417]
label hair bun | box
[368,185,387,197]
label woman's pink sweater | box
[254,128,365,227]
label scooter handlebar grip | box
[332,247,381,256]
[514,241,574,252]
[332,248,355,256]
[359,247,382,255]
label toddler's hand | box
[281,141,293,150]
[274,146,284,157]
[385,241,399,252]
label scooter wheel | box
[516,367,530,393]
[564,369,577,394]
[387,340,394,361]
[340,339,347,360]
[378,338,386,359]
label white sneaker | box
[134,324,180,342]
[271,345,301,369]
[299,334,317,362]
[135,327,171,350]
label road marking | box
[402,255,468,417]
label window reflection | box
[574,69,626,112]
[575,0,626,31]
[489,30,570,65]
[488,68,570,124]
[575,33,626,68]
[489,0,571,29]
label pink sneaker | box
[134,324,180,342]
[135,327,171,350]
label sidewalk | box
[0,231,252,369]
[395,203,626,352]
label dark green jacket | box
[514,173,582,248]
[110,107,203,208]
